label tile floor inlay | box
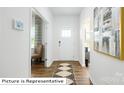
[60,63,71,66]
[53,63,76,85]
[55,71,72,77]
[66,78,74,85]
[58,66,71,71]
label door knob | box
[59,41,61,43]
[58,41,61,47]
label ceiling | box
[50,7,82,16]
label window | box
[61,28,71,38]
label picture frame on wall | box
[93,7,124,60]
[14,19,24,31]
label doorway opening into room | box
[31,8,48,77]
[83,23,91,68]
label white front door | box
[59,27,74,60]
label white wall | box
[0,7,54,78]
[80,8,124,85]
[79,8,92,66]
[79,9,86,66]
[35,7,54,67]
[52,15,80,61]
[0,8,31,77]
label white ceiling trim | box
[49,7,83,16]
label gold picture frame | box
[120,7,124,60]
[93,7,124,60]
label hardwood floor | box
[31,61,91,85]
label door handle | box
[58,41,61,47]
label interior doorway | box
[31,8,48,77]
[83,20,91,67]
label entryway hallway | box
[1,7,124,85]
[32,61,91,85]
